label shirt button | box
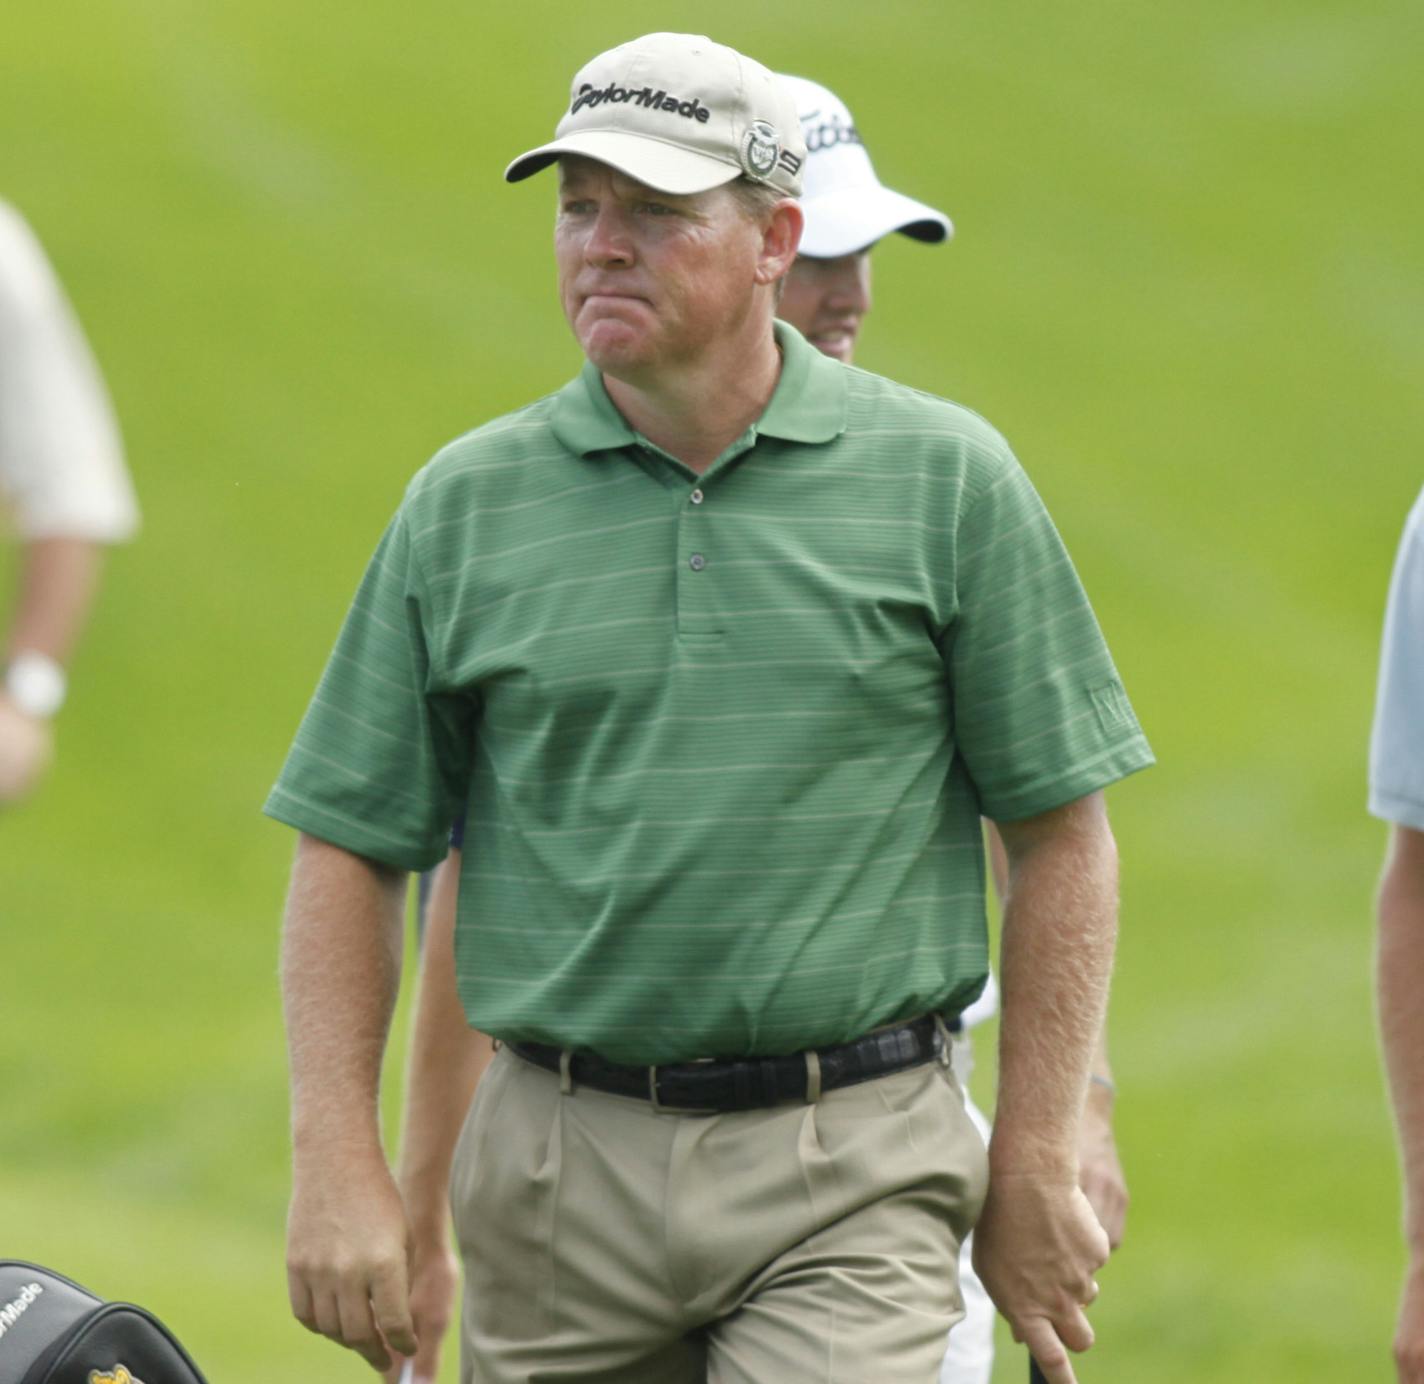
[688,553,706,571]
[690,488,705,505]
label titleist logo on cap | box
[803,112,865,154]
[571,82,712,123]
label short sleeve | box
[948,455,1154,821]
[263,508,475,870]
[0,204,139,542]
[1370,489,1424,830]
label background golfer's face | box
[778,250,873,364]
[556,156,765,376]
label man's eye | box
[561,200,594,215]
[639,202,675,217]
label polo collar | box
[758,320,848,444]
[548,361,639,458]
[547,319,849,459]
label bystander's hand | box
[1396,1258,1424,1382]
[0,694,53,803]
[1077,1089,1128,1250]
[286,1150,420,1373]
[382,1226,459,1384]
[973,1171,1109,1384]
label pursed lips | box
[580,286,651,308]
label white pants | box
[941,1040,995,1384]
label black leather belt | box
[508,1014,951,1112]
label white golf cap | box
[779,74,952,258]
[505,33,806,197]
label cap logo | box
[571,82,711,124]
[741,120,780,180]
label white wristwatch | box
[4,651,68,719]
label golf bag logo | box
[89,1367,144,1384]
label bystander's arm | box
[0,536,103,802]
[7,534,104,660]
[1379,824,1424,1383]
[973,792,1117,1384]
[1077,1031,1126,1249]
[382,848,493,1384]
[281,832,420,1374]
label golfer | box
[268,31,1152,1384]
[391,68,1135,1384]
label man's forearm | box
[992,794,1118,1176]
[988,814,1127,1236]
[1379,826,1424,1250]
[7,536,104,662]
[281,833,409,1162]
[279,833,421,1371]
[986,815,1117,1101]
[396,849,493,1231]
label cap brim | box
[505,131,742,195]
[797,184,952,258]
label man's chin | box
[578,326,655,375]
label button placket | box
[675,479,721,639]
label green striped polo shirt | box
[265,321,1153,1064]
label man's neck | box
[602,325,783,474]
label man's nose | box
[825,258,871,312]
[584,205,634,267]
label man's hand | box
[1077,1095,1128,1250]
[1396,1259,1424,1382]
[287,1152,419,1373]
[0,694,53,803]
[972,1172,1109,1384]
[382,1230,459,1384]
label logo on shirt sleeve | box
[89,1367,144,1384]
[1090,679,1133,731]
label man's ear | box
[755,200,804,287]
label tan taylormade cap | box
[505,33,806,197]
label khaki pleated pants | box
[451,1045,988,1384]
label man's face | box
[778,251,873,364]
[555,157,769,377]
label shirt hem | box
[262,790,445,873]
[979,739,1155,823]
[1368,790,1424,833]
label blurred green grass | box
[3,1,1420,1379]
